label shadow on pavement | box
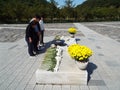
[76,38,81,42]
[38,41,53,54]
[87,62,97,82]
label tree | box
[0,0,120,23]
[65,0,74,8]
[47,0,58,22]
[60,0,75,21]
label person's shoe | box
[40,43,45,46]
[33,51,37,55]
[39,44,43,46]
[34,50,40,55]
[29,54,35,58]
[30,54,35,56]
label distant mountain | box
[77,0,120,8]
[75,0,120,21]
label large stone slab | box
[36,69,87,85]
[36,45,88,85]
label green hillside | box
[76,0,120,21]
[0,0,120,23]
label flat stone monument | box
[36,45,88,85]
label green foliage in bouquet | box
[40,47,57,71]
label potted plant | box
[68,27,77,38]
[68,44,93,70]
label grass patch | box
[40,47,57,72]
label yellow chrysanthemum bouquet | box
[68,27,77,34]
[68,44,93,62]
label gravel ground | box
[0,28,25,42]
[81,22,120,42]
[0,23,84,42]
[0,22,120,42]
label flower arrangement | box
[40,47,57,71]
[68,44,93,62]
[54,35,64,46]
[54,35,61,40]
[68,27,77,34]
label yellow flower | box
[68,44,93,62]
[68,27,77,34]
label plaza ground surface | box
[0,22,120,90]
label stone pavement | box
[0,23,120,90]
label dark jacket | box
[36,22,41,32]
[29,19,41,32]
[25,23,38,41]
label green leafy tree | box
[47,0,58,22]
[60,0,75,21]
[0,0,120,23]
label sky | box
[47,0,86,7]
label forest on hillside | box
[0,0,120,23]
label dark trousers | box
[33,39,38,52]
[40,30,44,44]
[25,38,34,56]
